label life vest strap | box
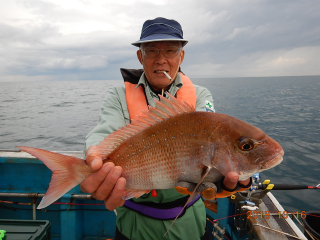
[122,69,197,120]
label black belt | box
[123,195,200,220]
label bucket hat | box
[131,17,188,47]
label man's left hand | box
[174,171,251,199]
[223,171,250,190]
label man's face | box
[137,41,185,92]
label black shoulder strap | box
[120,68,144,84]
[120,67,184,84]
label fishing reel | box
[228,173,274,237]
[229,173,274,208]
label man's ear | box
[137,50,143,64]
[179,49,185,65]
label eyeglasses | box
[141,46,181,58]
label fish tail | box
[16,146,91,209]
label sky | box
[1,0,320,82]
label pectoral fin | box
[164,166,212,237]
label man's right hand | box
[80,146,126,210]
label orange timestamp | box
[247,210,306,219]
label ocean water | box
[1,75,320,214]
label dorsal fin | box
[94,93,195,158]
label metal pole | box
[0,193,93,199]
[32,198,36,220]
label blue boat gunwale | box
[0,150,117,240]
[0,150,83,164]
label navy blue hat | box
[131,17,188,47]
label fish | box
[17,93,284,210]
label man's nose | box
[155,50,167,64]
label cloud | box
[0,0,320,82]
[268,57,307,68]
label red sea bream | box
[17,94,284,209]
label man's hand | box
[175,171,251,199]
[80,146,126,210]
[223,171,250,190]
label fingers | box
[85,146,103,171]
[223,171,239,190]
[239,178,250,186]
[223,172,250,190]
[87,155,103,171]
[80,162,115,194]
[80,162,127,211]
[93,165,123,200]
[104,177,126,210]
[83,146,128,210]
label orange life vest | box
[122,69,196,120]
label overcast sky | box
[1,0,319,82]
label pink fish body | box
[17,94,284,209]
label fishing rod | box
[258,183,320,191]
[252,177,320,191]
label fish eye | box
[239,138,255,151]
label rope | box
[248,223,305,240]
[293,214,316,240]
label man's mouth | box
[154,70,168,73]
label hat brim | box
[132,33,188,47]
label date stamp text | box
[247,210,306,219]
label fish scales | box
[106,112,226,190]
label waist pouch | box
[123,194,200,220]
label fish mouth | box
[261,150,284,170]
[238,151,284,181]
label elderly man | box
[81,17,250,240]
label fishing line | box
[293,215,316,240]
[207,212,248,223]
[163,166,212,237]
[206,218,231,240]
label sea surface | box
[1,76,320,215]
